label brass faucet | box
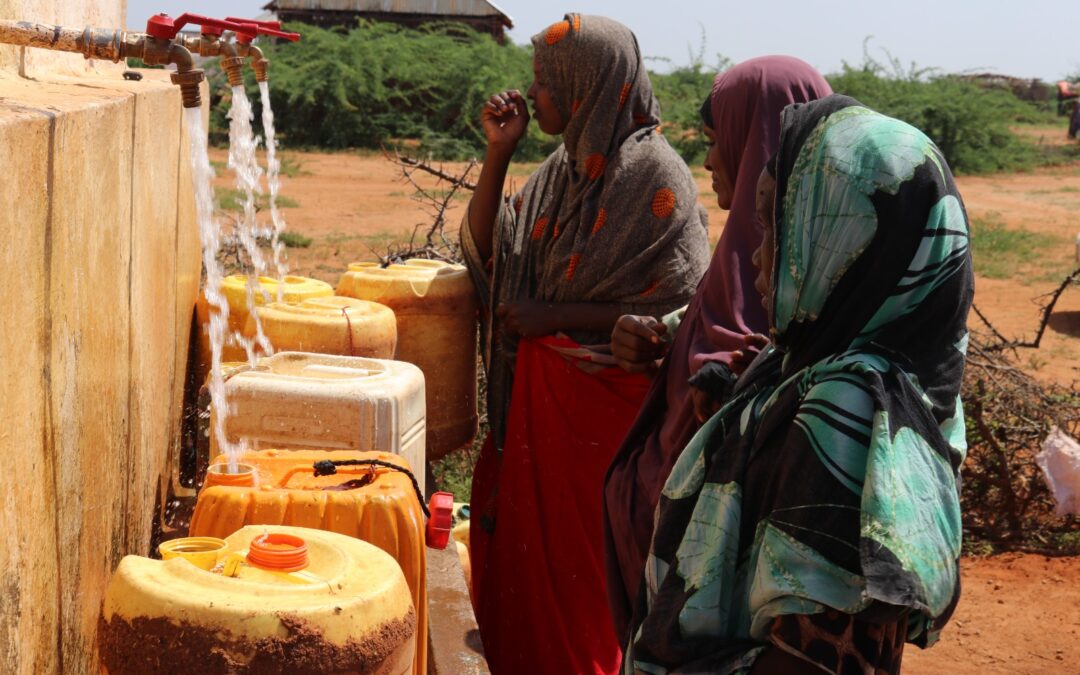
[234,40,269,84]
[0,14,266,108]
[224,18,301,84]
[173,18,298,88]
[172,25,251,89]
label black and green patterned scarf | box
[624,95,973,673]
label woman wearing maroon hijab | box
[604,55,832,637]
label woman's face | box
[752,168,777,315]
[527,56,567,136]
[703,124,734,210]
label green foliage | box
[125,57,163,69]
[279,155,309,178]
[239,20,557,160]
[209,19,725,163]
[214,186,298,211]
[647,28,731,164]
[280,231,313,248]
[969,213,1060,279]
[207,27,1080,175]
[827,43,1071,174]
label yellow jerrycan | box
[337,260,477,461]
[98,525,415,674]
[189,450,453,675]
[195,274,333,378]
[249,295,397,358]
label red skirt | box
[470,336,650,675]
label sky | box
[126,1,1074,82]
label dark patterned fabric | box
[460,14,709,449]
[603,58,831,639]
[769,611,907,674]
[623,96,972,674]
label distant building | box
[263,1,514,43]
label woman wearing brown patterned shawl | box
[460,13,709,674]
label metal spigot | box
[224,17,301,83]
[0,15,203,106]
[170,19,259,89]
[144,14,258,103]
[0,13,275,108]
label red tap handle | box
[226,18,282,30]
[144,13,258,41]
[225,17,302,42]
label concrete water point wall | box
[0,1,203,672]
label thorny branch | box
[962,267,1080,549]
[977,266,1080,352]
[383,147,478,191]
[380,149,478,265]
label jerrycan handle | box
[276,465,377,489]
[311,459,455,549]
[425,492,454,549]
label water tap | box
[169,15,259,88]
[224,18,301,83]
[0,14,208,108]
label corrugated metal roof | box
[265,0,513,24]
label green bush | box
[208,25,1080,175]
[212,20,720,162]
[650,61,722,164]
[237,21,558,160]
[826,47,1068,174]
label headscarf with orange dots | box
[459,15,710,449]
[533,13,661,165]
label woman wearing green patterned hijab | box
[623,95,972,674]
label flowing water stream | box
[259,80,289,293]
[183,82,292,473]
[183,107,238,469]
[227,84,273,364]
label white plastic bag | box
[1036,428,1080,517]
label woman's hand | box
[612,315,667,374]
[691,386,723,424]
[469,91,527,264]
[692,334,770,422]
[731,333,770,375]
[482,90,530,151]
[496,300,554,338]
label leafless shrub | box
[962,268,1080,551]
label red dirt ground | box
[209,145,1080,672]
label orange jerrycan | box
[337,260,477,461]
[98,525,416,674]
[249,295,397,358]
[189,450,440,675]
[211,351,426,492]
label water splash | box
[227,84,273,363]
[183,108,237,469]
[259,80,289,298]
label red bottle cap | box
[425,491,454,549]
